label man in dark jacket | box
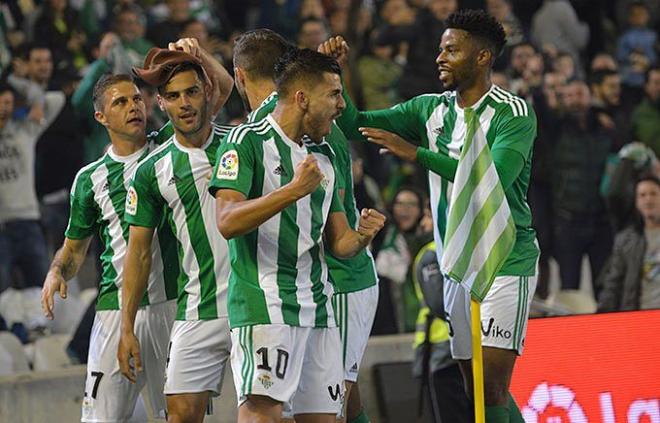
[599,175,660,311]
[552,80,614,295]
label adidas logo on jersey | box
[273,165,286,176]
[168,175,179,186]
[350,362,358,372]
[433,126,444,136]
[102,182,110,191]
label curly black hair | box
[446,9,507,58]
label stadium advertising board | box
[510,310,660,423]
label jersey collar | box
[453,84,496,115]
[107,142,149,163]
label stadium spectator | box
[551,80,613,294]
[591,52,619,72]
[147,0,196,47]
[590,69,627,150]
[297,16,330,50]
[553,51,577,81]
[0,80,65,337]
[506,42,536,84]
[71,33,118,163]
[631,67,660,157]
[599,175,660,311]
[381,0,456,100]
[357,30,402,110]
[21,44,55,91]
[617,1,657,92]
[605,142,658,232]
[531,0,590,73]
[107,5,153,74]
[373,187,433,334]
[31,0,87,71]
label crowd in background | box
[0,0,659,347]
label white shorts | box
[444,275,536,360]
[164,318,231,396]
[82,300,176,423]
[332,285,378,382]
[231,324,344,415]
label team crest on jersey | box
[217,150,239,180]
[258,374,274,390]
[126,186,138,215]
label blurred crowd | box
[0,0,659,346]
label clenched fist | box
[317,36,350,68]
[358,208,386,239]
[289,154,323,199]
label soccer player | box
[325,10,538,423]
[210,48,386,423]
[40,73,178,422]
[234,29,380,423]
[118,45,233,422]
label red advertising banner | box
[510,310,660,423]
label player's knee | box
[167,402,205,423]
[483,381,508,406]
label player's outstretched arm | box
[41,237,92,320]
[215,154,323,239]
[168,37,234,116]
[325,208,386,259]
[318,36,421,144]
[118,225,154,383]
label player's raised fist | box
[290,154,323,198]
[358,208,386,239]
[317,36,350,68]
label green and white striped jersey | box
[208,115,345,329]
[126,125,232,321]
[340,84,539,276]
[248,92,378,294]
[66,143,178,310]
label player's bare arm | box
[325,208,386,259]
[216,154,323,239]
[118,225,154,383]
[41,237,92,319]
[168,37,233,116]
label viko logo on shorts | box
[481,318,512,339]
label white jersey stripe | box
[155,154,201,320]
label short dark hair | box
[93,73,134,112]
[637,173,660,189]
[274,48,341,98]
[445,9,507,59]
[511,41,536,53]
[589,69,619,86]
[0,81,16,97]
[26,42,51,60]
[645,66,660,84]
[156,62,206,94]
[233,29,294,80]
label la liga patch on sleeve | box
[126,186,138,215]
[217,150,239,180]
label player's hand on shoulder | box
[358,208,386,239]
[40,271,68,320]
[290,154,323,198]
[318,36,350,68]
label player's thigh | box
[136,300,176,419]
[166,392,209,423]
[291,327,344,416]
[481,275,536,354]
[335,286,378,383]
[230,324,307,407]
[82,311,144,422]
[238,395,282,423]
[165,318,231,397]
